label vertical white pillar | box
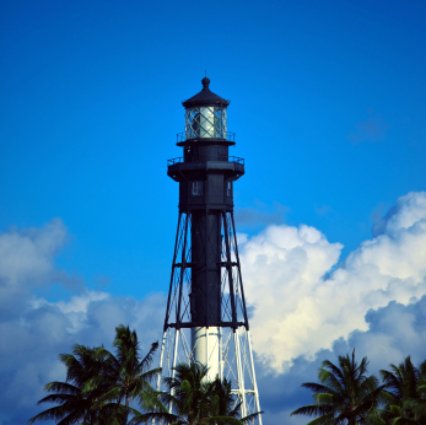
[192,326,220,381]
[169,329,181,413]
[234,329,248,418]
[248,331,263,425]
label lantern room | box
[182,77,230,140]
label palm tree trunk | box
[123,395,129,425]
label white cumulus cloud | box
[240,192,426,371]
[0,219,67,287]
[0,220,165,424]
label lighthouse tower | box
[159,78,262,423]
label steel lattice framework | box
[159,211,262,423]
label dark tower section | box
[165,77,247,330]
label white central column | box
[192,326,221,381]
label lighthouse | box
[159,78,262,424]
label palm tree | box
[30,325,161,425]
[154,361,248,425]
[380,356,426,424]
[208,377,241,420]
[106,325,161,424]
[162,362,211,425]
[29,345,115,425]
[207,377,253,424]
[291,350,383,425]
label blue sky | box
[1,1,426,424]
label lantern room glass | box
[185,106,227,140]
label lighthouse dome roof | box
[182,77,230,108]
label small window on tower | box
[226,181,232,197]
[191,181,203,197]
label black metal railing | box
[167,156,244,166]
[229,156,244,165]
[176,131,236,143]
[168,157,183,166]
